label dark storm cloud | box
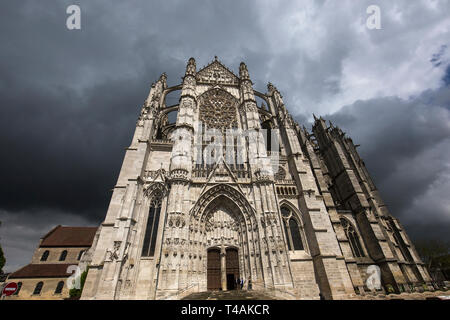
[0,1,182,220]
[444,64,450,86]
[0,0,449,271]
[0,0,269,271]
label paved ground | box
[355,290,450,300]
[182,290,279,300]
[182,289,450,300]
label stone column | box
[156,58,197,298]
[221,246,227,290]
[239,63,274,289]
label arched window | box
[388,218,413,263]
[59,250,67,261]
[77,250,85,261]
[54,281,64,294]
[167,110,178,125]
[155,126,165,140]
[14,282,22,295]
[281,206,305,251]
[40,250,49,261]
[141,194,162,257]
[282,222,291,251]
[33,281,44,295]
[261,120,272,151]
[289,219,304,250]
[340,218,365,258]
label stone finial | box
[159,73,167,89]
[267,82,279,95]
[239,62,250,80]
[186,57,196,76]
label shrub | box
[69,269,88,298]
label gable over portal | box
[196,58,240,86]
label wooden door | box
[226,248,239,290]
[207,249,221,291]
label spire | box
[267,82,283,101]
[158,72,167,89]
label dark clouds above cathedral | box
[1,0,449,272]
[324,85,450,239]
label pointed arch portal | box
[203,196,242,291]
[190,185,258,291]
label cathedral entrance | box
[190,188,261,293]
[207,248,221,291]
[207,247,240,291]
[204,202,242,291]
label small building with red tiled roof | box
[5,225,98,300]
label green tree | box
[69,269,88,299]
[415,239,450,270]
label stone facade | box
[81,57,433,300]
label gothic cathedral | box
[81,57,432,300]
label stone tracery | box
[198,88,238,130]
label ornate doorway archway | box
[204,202,241,291]
[188,185,261,292]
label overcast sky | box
[0,0,449,272]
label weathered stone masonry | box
[81,57,432,300]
